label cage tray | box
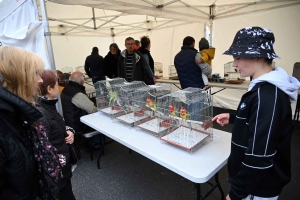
[116,112,149,125]
[100,107,124,115]
[161,126,210,151]
[137,118,170,135]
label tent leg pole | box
[39,0,63,116]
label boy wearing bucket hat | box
[212,27,300,200]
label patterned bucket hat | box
[223,26,280,59]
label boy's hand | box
[196,59,202,64]
[212,113,230,126]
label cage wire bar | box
[132,83,178,136]
[95,78,127,117]
[114,81,150,126]
[157,87,214,152]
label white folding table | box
[81,112,231,200]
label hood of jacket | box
[106,50,121,57]
[201,48,215,59]
[0,87,42,124]
[248,67,300,103]
[120,49,140,63]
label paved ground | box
[71,107,300,200]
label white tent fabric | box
[44,0,300,37]
[0,21,50,69]
[0,0,50,69]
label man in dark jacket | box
[117,37,149,83]
[174,36,205,89]
[84,47,105,84]
[61,71,97,133]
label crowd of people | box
[1,27,299,200]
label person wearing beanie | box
[198,37,215,66]
[212,27,300,200]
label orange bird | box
[169,103,177,116]
[180,106,188,120]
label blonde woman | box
[0,46,45,199]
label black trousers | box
[60,180,76,200]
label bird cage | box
[154,62,163,78]
[114,81,150,126]
[96,78,127,117]
[168,65,178,80]
[133,83,178,136]
[224,61,244,84]
[157,87,213,152]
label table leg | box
[97,140,115,169]
[97,144,105,169]
[215,172,225,200]
[211,88,226,95]
[195,183,204,200]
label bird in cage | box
[146,97,153,107]
[152,100,157,111]
[179,106,189,120]
[169,103,177,116]
[108,91,118,105]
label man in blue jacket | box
[174,36,206,89]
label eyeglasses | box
[125,43,135,46]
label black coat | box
[0,87,42,200]
[137,47,154,73]
[103,50,120,78]
[117,50,149,84]
[37,98,72,190]
[61,81,88,133]
[227,82,293,199]
[84,52,105,79]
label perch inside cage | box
[157,87,213,152]
[134,83,178,136]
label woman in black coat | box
[137,36,156,85]
[37,70,76,199]
[0,46,44,199]
[103,43,120,78]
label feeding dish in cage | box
[161,126,210,152]
[201,120,213,130]
[160,119,172,128]
[134,109,144,117]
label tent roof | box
[45,0,300,36]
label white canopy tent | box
[1,0,300,111]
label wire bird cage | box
[114,81,150,126]
[224,61,244,84]
[156,87,213,152]
[168,65,178,80]
[95,78,127,117]
[131,83,178,136]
